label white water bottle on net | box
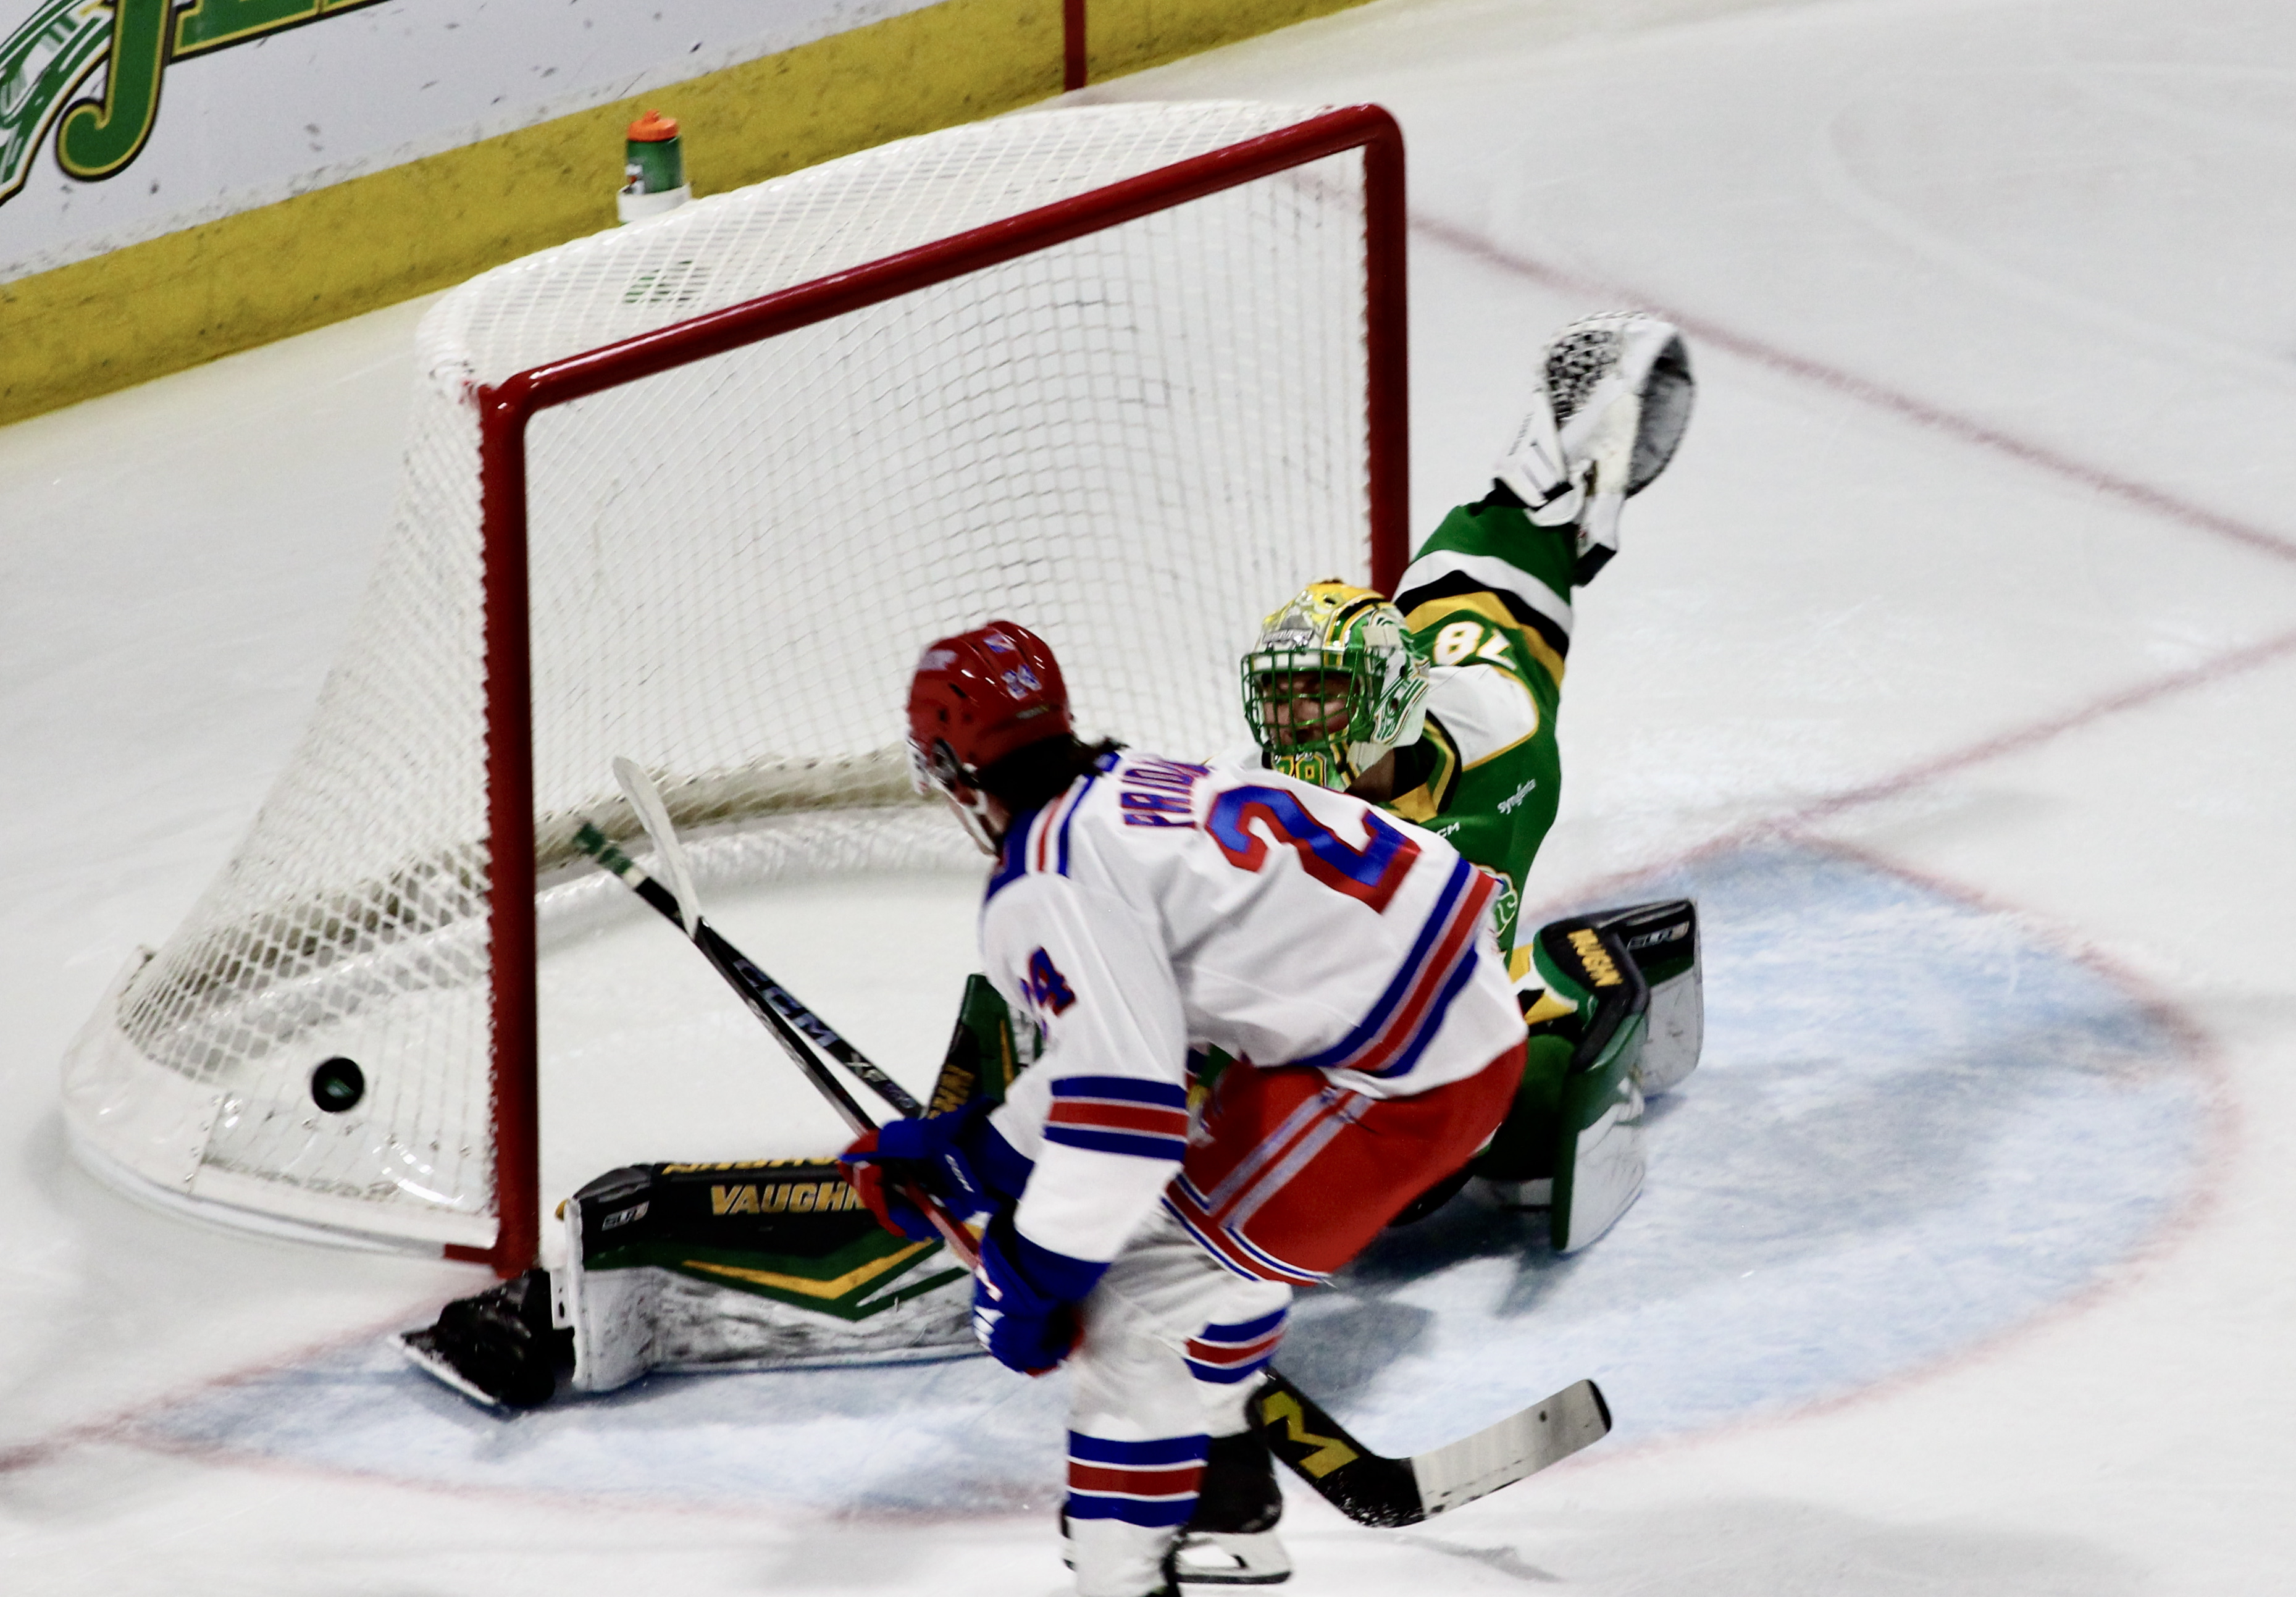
[61,101,1410,1270]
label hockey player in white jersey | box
[842,621,1530,1597]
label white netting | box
[61,103,1381,1251]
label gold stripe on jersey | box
[1384,717,1462,824]
[1520,987,1578,1026]
[1427,665,1543,771]
[1404,591,1569,687]
[1462,723,1541,773]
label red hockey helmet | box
[907,622,1073,798]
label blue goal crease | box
[141,840,2206,1507]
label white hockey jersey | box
[981,750,1522,1267]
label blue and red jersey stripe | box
[1044,1075,1189,1161]
[1288,855,1498,1080]
[1066,1431,1207,1526]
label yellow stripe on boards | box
[0,0,1058,425]
[1,0,1381,426]
[1083,0,1376,80]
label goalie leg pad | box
[1588,898,1702,1094]
[558,1158,975,1394]
[928,971,1038,1113]
[1477,916,1651,1251]
[1552,1011,1646,1254]
[1531,916,1650,1251]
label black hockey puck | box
[311,1057,366,1113]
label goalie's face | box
[1255,668,1355,748]
[1242,650,1370,792]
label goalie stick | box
[574,774,1612,1522]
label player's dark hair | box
[977,734,1122,813]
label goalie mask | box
[907,621,1072,852]
[1241,581,1430,793]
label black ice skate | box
[1170,1430,1290,1585]
[1057,1431,1290,1590]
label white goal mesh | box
[61,102,1401,1258]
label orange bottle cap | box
[627,110,679,143]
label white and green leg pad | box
[1588,899,1701,1094]
[558,1159,974,1393]
[1538,918,1650,1253]
[1477,916,1650,1252]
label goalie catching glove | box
[1493,311,1696,584]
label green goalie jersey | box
[1383,496,1578,965]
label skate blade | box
[1171,1530,1291,1585]
[396,1329,512,1412]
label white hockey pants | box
[1065,1207,1291,1597]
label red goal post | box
[65,103,1410,1275]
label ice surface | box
[132,840,2205,1510]
[4,0,2292,1591]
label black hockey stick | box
[575,786,1611,1522]
[569,818,979,1269]
[1252,1368,1610,1527]
[603,758,926,1120]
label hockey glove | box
[839,1099,1018,1241]
[973,1213,1103,1377]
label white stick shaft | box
[613,757,701,936]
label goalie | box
[1235,311,1703,1248]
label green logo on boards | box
[1,0,389,211]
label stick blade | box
[1409,1378,1611,1519]
[1253,1372,1424,1527]
[612,755,700,935]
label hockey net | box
[60,101,1407,1269]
